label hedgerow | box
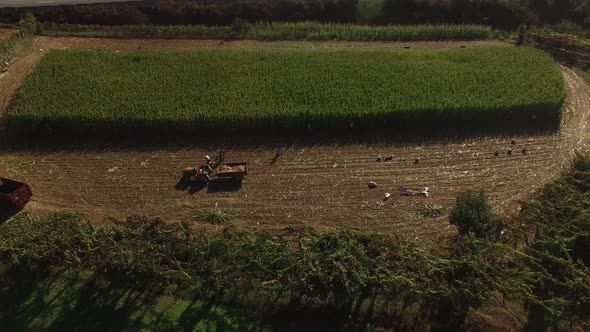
[39,22,490,42]
[40,23,233,39]
[246,22,491,41]
[0,213,503,329]
[10,47,565,137]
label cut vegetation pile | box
[10,47,565,136]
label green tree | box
[450,191,499,239]
[18,13,39,35]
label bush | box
[416,204,443,218]
[517,24,527,45]
[552,20,584,34]
[450,191,499,239]
[18,13,39,35]
[194,209,229,224]
[231,18,252,37]
[0,29,33,70]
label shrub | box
[450,191,499,239]
[416,204,443,218]
[194,209,229,224]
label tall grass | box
[0,30,32,68]
[246,22,491,41]
[10,47,565,137]
[40,23,233,39]
[40,22,491,42]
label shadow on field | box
[174,176,240,194]
[0,122,561,153]
[0,207,22,223]
[207,178,242,193]
[0,267,373,332]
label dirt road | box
[0,37,588,246]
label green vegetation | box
[245,22,491,41]
[0,269,263,331]
[518,153,590,329]
[194,209,229,224]
[0,213,509,330]
[415,204,443,218]
[39,22,490,42]
[0,31,29,68]
[40,23,233,39]
[0,15,35,70]
[528,27,590,53]
[10,47,565,136]
[450,191,499,239]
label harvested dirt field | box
[1,37,588,247]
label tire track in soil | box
[0,37,588,247]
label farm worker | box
[204,155,211,164]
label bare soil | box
[0,37,588,247]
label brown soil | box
[0,37,589,247]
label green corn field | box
[10,47,565,136]
[246,22,492,41]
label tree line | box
[1,0,590,30]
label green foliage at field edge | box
[40,22,491,42]
[246,22,491,41]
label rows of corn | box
[246,22,491,41]
[10,47,565,136]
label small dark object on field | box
[522,148,527,155]
[219,41,225,46]
[414,159,420,164]
[507,149,513,156]
[137,45,141,50]
[271,147,285,164]
[368,181,377,189]
[404,46,410,49]
[511,139,516,145]
[494,151,500,157]
[384,155,393,161]
[376,156,382,162]
[460,45,466,48]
